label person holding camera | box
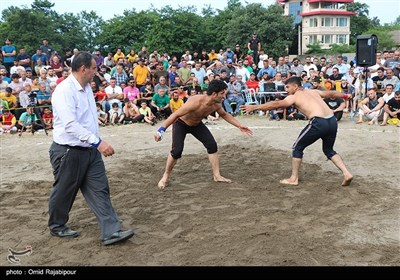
[16,105,43,132]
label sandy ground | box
[0,114,399,266]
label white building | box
[277,0,356,54]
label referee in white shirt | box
[48,51,134,246]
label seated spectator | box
[42,107,53,129]
[381,84,395,103]
[104,77,123,111]
[122,98,144,124]
[0,109,17,134]
[246,72,259,92]
[36,82,52,106]
[224,75,245,116]
[151,88,172,119]
[123,78,140,104]
[154,76,170,96]
[108,102,125,125]
[356,88,385,125]
[138,82,154,106]
[286,107,307,121]
[0,97,9,114]
[94,84,107,105]
[9,73,23,94]
[96,102,108,127]
[301,74,312,89]
[17,105,43,132]
[380,91,400,126]
[176,85,189,102]
[139,101,157,125]
[324,95,346,121]
[0,87,17,110]
[0,72,10,92]
[170,91,184,113]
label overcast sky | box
[0,0,398,24]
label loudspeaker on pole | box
[356,34,378,66]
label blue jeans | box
[223,94,245,114]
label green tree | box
[146,6,205,53]
[0,7,59,54]
[97,9,159,54]
[224,3,294,59]
[393,15,400,26]
[56,12,88,52]
[31,0,55,16]
[77,11,105,51]
[364,26,398,51]
[305,43,355,55]
[345,2,380,45]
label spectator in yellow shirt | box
[113,48,125,63]
[170,91,184,112]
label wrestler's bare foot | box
[368,120,374,125]
[213,175,232,183]
[279,178,298,186]
[380,122,387,126]
[356,120,363,124]
[158,177,168,189]
[341,174,353,186]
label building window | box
[321,17,334,27]
[336,17,348,27]
[309,35,318,44]
[309,17,318,27]
[321,35,333,44]
[336,34,347,44]
[321,2,338,9]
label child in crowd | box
[96,102,108,126]
[139,101,156,125]
[42,107,53,129]
[0,109,18,134]
[108,102,125,125]
[95,84,108,104]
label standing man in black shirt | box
[248,32,261,66]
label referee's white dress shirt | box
[52,74,99,147]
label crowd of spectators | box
[1,37,400,135]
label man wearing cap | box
[222,59,236,77]
[248,32,261,66]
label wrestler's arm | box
[241,95,296,113]
[318,90,351,100]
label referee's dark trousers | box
[48,142,121,240]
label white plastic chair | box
[243,89,259,105]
